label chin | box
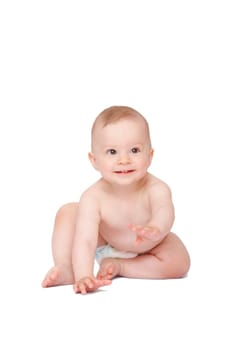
[113,175,146,186]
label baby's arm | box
[72,191,111,294]
[129,182,175,244]
[148,182,175,236]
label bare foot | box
[41,266,74,287]
[97,258,122,280]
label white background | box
[0,1,231,349]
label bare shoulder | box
[79,179,103,203]
[147,174,173,200]
[77,180,104,220]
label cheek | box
[139,156,152,169]
[137,154,149,163]
[97,158,113,170]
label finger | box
[141,228,150,235]
[85,278,94,289]
[128,223,136,231]
[94,278,112,286]
[135,235,144,245]
[73,283,84,294]
[128,223,143,233]
[99,279,112,286]
[78,282,87,295]
[73,284,79,293]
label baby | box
[42,106,190,294]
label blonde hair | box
[91,106,151,144]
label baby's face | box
[89,118,153,186]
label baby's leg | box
[97,233,190,280]
[42,203,78,287]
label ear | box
[149,148,154,164]
[88,152,98,170]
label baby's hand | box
[73,276,111,295]
[128,223,161,244]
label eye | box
[106,149,117,155]
[131,147,140,154]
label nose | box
[118,153,131,165]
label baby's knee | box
[166,252,191,278]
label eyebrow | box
[103,143,145,149]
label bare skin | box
[42,111,191,294]
[42,188,190,293]
[41,203,112,292]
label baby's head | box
[89,106,154,185]
[91,106,152,151]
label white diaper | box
[95,245,137,264]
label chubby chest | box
[99,195,151,239]
[98,195,153,252]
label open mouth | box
[114,170,135,174]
